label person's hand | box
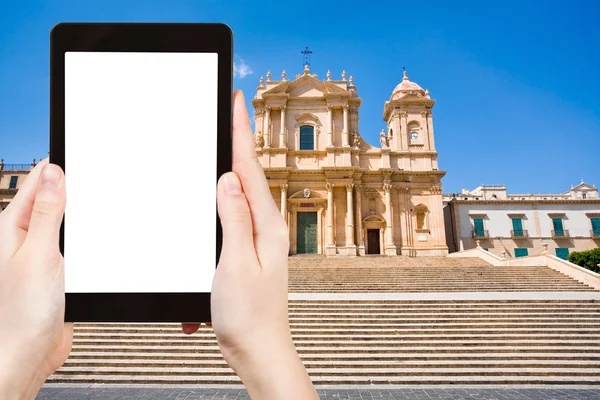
[0,159,73,399]
[182,91,318,398]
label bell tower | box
[383,71,438,170]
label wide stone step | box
[46,374,600,384]
[61,359,600,369]
[73,328,600,339]
[69,345,600,353]
[66,351,600,361]
[50,366,600,377]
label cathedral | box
[252,65,448,256]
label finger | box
[0,158,49,260]
[217,172,256,262]
[231,91,286,238]
[231,91,288,263]
[21,163,66,260]
[181,323,200,335]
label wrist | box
[220,330,317,399]
[0,343,46,400]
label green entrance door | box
[297,212,318,254]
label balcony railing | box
[472,230,489,239]
[511,230,529,239]
[0,164,32,171]
[551,230,570,239]
[0,159,37,171]
[592,230,600,239]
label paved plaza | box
[36,386,600,399]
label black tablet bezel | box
[50,23,232,322]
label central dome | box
[391,71,425,99]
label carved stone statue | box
[379,129,389,148]
[352,130,361,148]
[255,131,264,148]
[303,188,311,198]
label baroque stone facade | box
[252,66,448,256]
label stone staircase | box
[288,255,597,292]
[47,256,600,385]
[50,299,600,384]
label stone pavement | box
[36,386,600,399]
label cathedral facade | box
[252,66,448,256]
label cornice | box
[446,198,600,205]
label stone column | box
[383,181,397,255]
[420,111,429,150]
[426,111,435,150]
[263,106,271,148]
[346,183,355,247]
[400,111,408,150]
[280,184,288,221]
[356,184,364,252]
[326,183,334,248]
[279,106,286,148]
[342,105,349,147]
[327,105,333,146]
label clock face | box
[410,132,419,141]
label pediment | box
[290,82,324,98]
[567,182,598,193]
[262,74,351,99]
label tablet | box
[50,23,232,322]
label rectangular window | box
[552,217,564,236]
[555,248,569,260]
[511,218,524,237]
[591,218,600,236]
[9,176,18,189]
[473,218,485,236]
[299,126,314,150]
[514,248,528,257]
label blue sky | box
[0,0,598,194]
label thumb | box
[217,172,255,264]
[22,164,66,258]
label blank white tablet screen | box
[64,52,217,293]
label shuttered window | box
[555,248,569,260]
[473,218,484,236]
[591,218,600,236]
[514,248,528,257]
[511,218,524,236]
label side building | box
[0,159,38,211]
[443,183,600,259]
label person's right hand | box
[183,91,318,399]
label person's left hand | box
[0,158,73,399]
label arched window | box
[299,125,314,150]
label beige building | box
[443,182,600,259]
[0,159,38,210]
[252,66,448,256]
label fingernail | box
[40,164,60,188]
[224,173,241,195]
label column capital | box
[343,104,349,111]
[326,182,334,192]
[327,104,333,111]
[280,184,288,192]
[429,184,442,194]
[345,183,354,192]
[383,181,393,193]
[399,111,408,118]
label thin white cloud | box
[234,56,253,79]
